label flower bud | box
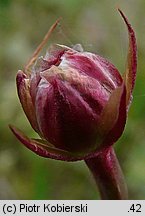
[10,9,137,161]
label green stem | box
[85,147,128,200]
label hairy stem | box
[85,147,128,200]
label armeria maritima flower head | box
[10,9,137,161]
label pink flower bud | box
[9,9,137,161]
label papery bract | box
[10,9,137,161]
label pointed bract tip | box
[118,8,132,31]
[24,18,62,73]
[118,7,137,106]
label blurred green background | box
[0,0,145,199]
